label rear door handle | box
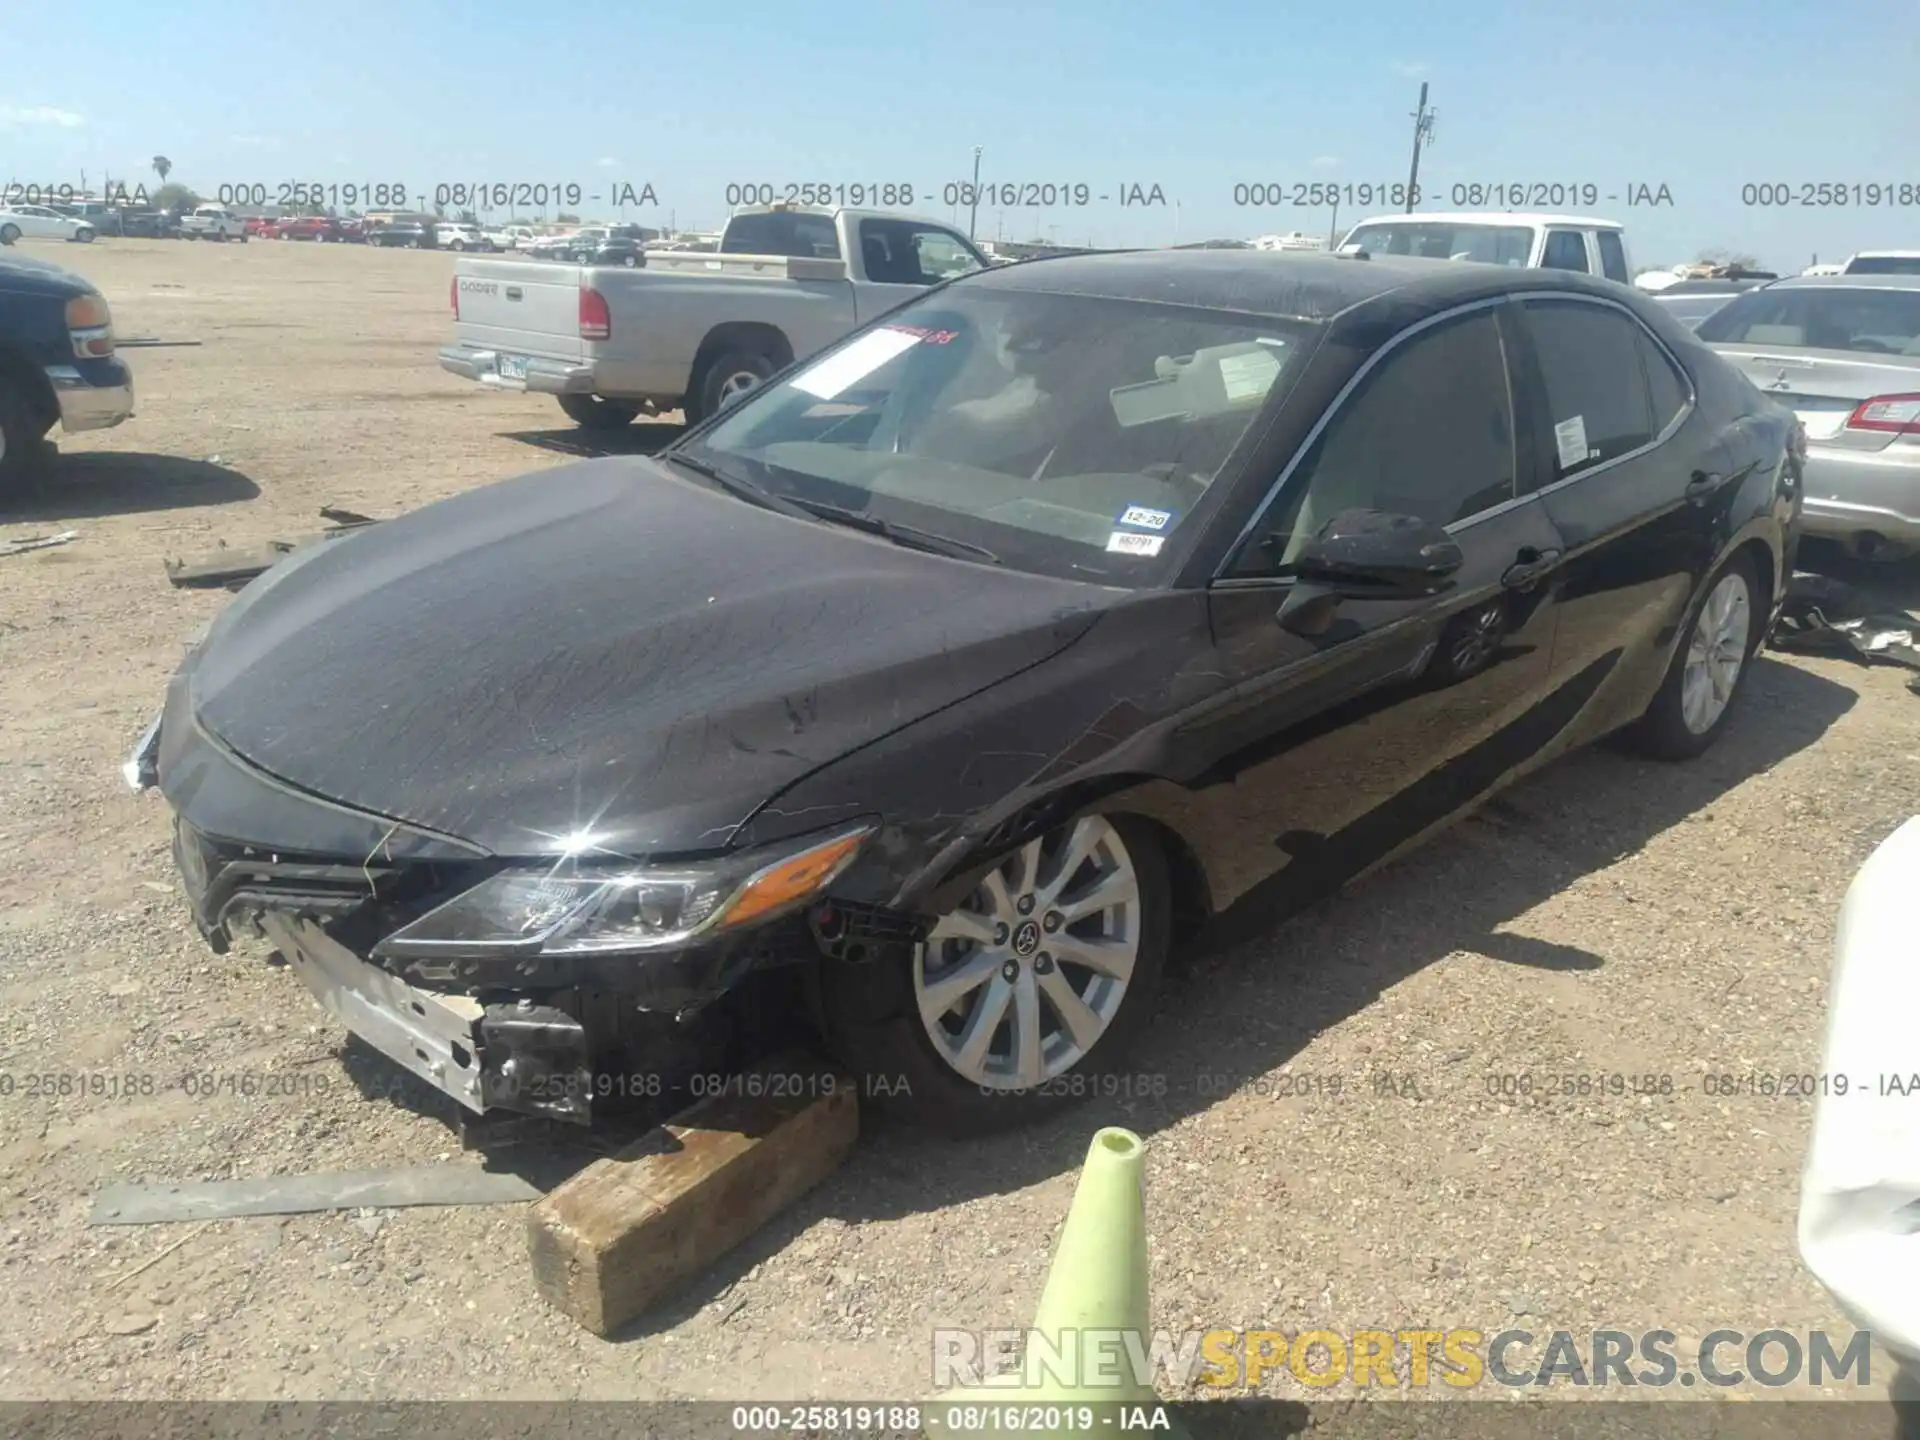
[1501,546,1562,589]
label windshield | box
[1344,221,1534,266]
[1844,256,1920,276]
[683,286,1316,585]
[1696,285,1920,355]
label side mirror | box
[1292,508,1463,598]
[1277,509,1463,636]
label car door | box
[1506,294,1725,747]
[1182,301,1571,920]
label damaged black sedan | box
[129,249,1801,1134]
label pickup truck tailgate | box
[453,260,586,362]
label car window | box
[1843,256,1920,276]
[1521,299,1657,478]
[1597,231,1630,283]
[722,212,838,257]
[692,288,1315,586]
[1694,286,1920,356]
[1638,331,1690,431]
[1541,231,1590,273]
[1228,309,1518,577]
[857,219,983,285]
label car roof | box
[1754,273,1920,292]
[1851,250,1920,259]
[960,247,1639,321]
[1348,211,1624,230]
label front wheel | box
[823,813,1171,1136]
[689,346,778,424]
[447,239,465,251]
[557,393,642,430]
[0,224,18,246]
[74,227,96,244]
[1624,551,1761,761]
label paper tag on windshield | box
[791,328,921,399]
[1553,415,1590,471]
[1106,531,1165,556]
[1218,348,1283,402]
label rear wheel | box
[557,393,642,430]
[689,346,778,424]
[1625,551,1761,761]
[823,813,1170,1136]
[0,224,17,246]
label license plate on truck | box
[497,354,529,382]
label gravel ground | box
[1,237,1917,1413]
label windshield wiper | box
[786,499,1000,565]
[661,451,814,519]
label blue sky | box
[4,0,1917,271]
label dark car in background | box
[366,221,434,249]
[128,251,1800,1137]
[0,250,134,491]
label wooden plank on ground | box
[526,1050,859,1335]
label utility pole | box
[1328,196,1339,248]
[1404,82,1435,212]
[967,146,982,241]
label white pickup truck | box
[1338,211,1633,283]
[438,203,987,427]
[179,204,249,242]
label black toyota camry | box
[128,248,1803,1135]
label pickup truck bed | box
[438,205,984,427]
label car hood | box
[185,457,1112,856]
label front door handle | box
[1501,546,1562,589]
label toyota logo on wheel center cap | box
[1011,920,1041,957]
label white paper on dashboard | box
[791,328,923,399]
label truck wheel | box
[0,381,50,492]
[690,347,778,424]
[558,394,643,430]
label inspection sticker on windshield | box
[1553,414,1591,470]
[1116,505,1176,532]
[1106,530,1165,556]
[1218,348,1283,403]
[791,328,922,399]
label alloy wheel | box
[915,816,1140,1089]
[718,370,761,403]
[1680,571,1752,735]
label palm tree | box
[152,156,171,186]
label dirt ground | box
[2,236,1918,1410]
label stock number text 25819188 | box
[1233,181,1422,208]
[219,182,414,210]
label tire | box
[1623,550,1762,761]
[237,232,248,243]
[557,393,643,430]
[821,813,1171,1136]
[0,380,49,493]
[75,227,96,244]
[0,224,17,246]
[448,239,465,251]
[689,345,778,424]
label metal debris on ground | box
[1769,571,1920,695]
[91,1166,543,1224]
[162,506,381,590]
[1,531,78,558]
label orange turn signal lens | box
[720,828,871,930]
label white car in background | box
[1799,815,1920,1407]
[485,224,535,251]
[435,223,488,252]
[0,203,98,245]
[1339,211,1634,283]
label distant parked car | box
[0,203,98,245]
[115,208,168,239]
[367,222,434,249]
[434,223,488,252]
[1842,250,1920,277]
[588,237,645,267]
[180,205,249,242]
[1698,274,1920,560]
[336,218,368,243]
[484,224,535,251]
[277,216,342,242]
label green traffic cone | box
[929,1127,1186,1439]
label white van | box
[1338,211,1633,284]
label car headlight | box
[371,823,873,961]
